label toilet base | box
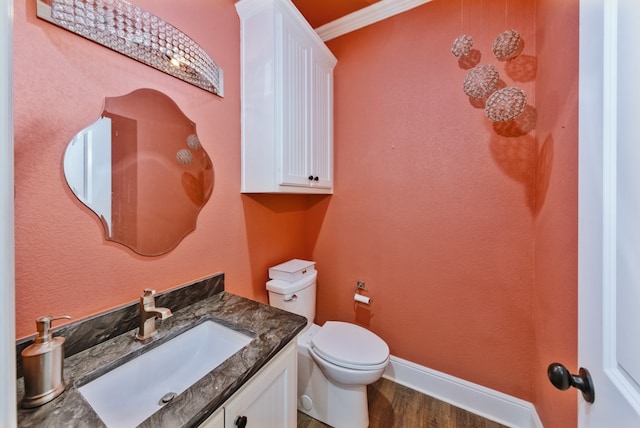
[297,325,369,428]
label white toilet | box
[267,260,390,428]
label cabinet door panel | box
[280,18,311,187]
[224,342,297,428]
[199,408,224,428]
[310,58,333,189]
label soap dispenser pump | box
[21,315,71,408]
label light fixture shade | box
[484,87,527,122]
[492,30,523,61]
[37,0,224,96]
[463,64,500,99]
[451,34,473,58]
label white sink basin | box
[78,320,253,427]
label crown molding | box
[315,0,434,42]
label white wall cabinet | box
[236,0,337,194]
[198,341,297,428]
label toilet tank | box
[266,271,317,325]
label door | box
[1,0,16,426]
[223,342,297,428]
[579,0,640,426]
[309,54,333,189]
[280,12,312,188]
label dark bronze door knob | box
[547,362,595,403]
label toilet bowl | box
[309,321,389,386]
[267,260,390,428]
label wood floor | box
[297,378,508,428]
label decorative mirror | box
[63,88,213,256]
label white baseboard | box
[383,356,543,428]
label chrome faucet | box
[136,289,172,341]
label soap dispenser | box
[21,315,71,408]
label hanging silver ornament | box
[484,87,527,122]
[492,30,522,61]
[463,64,500,98]
[451,34,473,58]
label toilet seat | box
[311,321,389,370]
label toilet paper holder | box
[354,281,372,304]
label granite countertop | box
[16,289,306,427]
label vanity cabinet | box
[236,0,337,194]
[199,341,297,428]
[201,409,224,428]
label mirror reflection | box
[63,89,213,256]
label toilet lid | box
[311,321,389,369]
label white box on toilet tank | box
[269,259,316,282]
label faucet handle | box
[141,289,157,306]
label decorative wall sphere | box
[484,87,527,122]
[463,64,500,98]
[451,34,473,58]
[492,29,522,61]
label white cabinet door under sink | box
[223,341,297,428]
[199,408,224,428]
[237,0,337,194]
[198,341,297,428]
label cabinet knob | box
[235,415,248,428]
[314,176,319,181]
[308,175,314,181]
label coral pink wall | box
[311,0,578,421]
[14,0,579,423]
[533,1,579,426]
[313,0,538,400]
[13,0,309,339]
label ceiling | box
[291,0,382,29]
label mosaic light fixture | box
[451,34,473,58]
[484,87,527,122]
[492,29,523,61]
[463,64,500,99]
[36,0,224,96]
